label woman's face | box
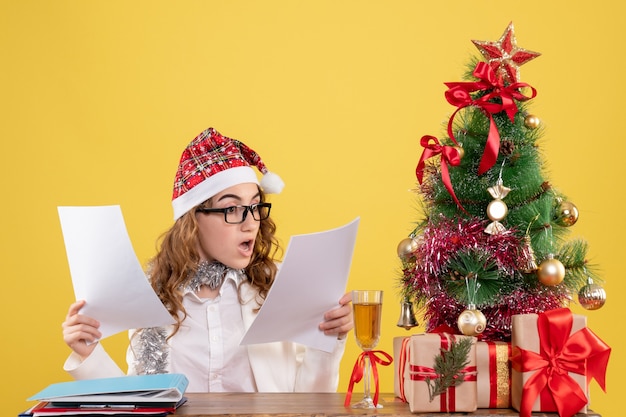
[195,182,262,270]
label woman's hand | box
[62,300,101,361]
[319,292,353,340]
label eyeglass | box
[196,203,272,224]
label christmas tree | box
[397,22,607,341]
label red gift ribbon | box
[485,341,511,408]
[415,135,466,213]
[397,337,411,402]
[510,308,611,417]
[407,333,477,412]
[444,61,537,175]
[344,350,393,407]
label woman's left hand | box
[319,292,353,340]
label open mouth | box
[240,240,254,255]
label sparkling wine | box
[353,302,382,350]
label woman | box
[62,127,353,392]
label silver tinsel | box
[185,261,230,292]
[132,326,169,375]
[131,262,237,374]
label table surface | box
[173,393,600,416]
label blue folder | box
[27,374,189,404]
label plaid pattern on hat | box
[171,127,283,220]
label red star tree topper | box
[472,22,541,84]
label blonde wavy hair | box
[147,188,281,336]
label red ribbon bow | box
[444,61,537,175]
[510,308,611,417]
[344,350,393,407]
[415,135,466,213]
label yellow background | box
[1,1,623,415]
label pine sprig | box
[444,248,501,305]
[426,337,473,402]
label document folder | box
[28,374,188,405]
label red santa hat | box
[171,127,284,220]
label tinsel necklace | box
[185,261,231,292]
[133,261,237,375]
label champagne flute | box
[351,290,383,409]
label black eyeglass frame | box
[195,203,272,224]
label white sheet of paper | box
[240,217,359,352]
[58,206,175,340]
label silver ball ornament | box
[457,305,487,336]
[578,281,606,310]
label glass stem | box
[363,353,372,400]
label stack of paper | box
[21,374,188,416]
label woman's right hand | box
[62,300,101,361]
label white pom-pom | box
[260,171,285,194]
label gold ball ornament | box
[397,237,419,260]
[555,201,579,227]
[457,305,487,336]
[524,114,541,129]
[578,281,606,310]
[487,199,508,222]
[537,256,565,286]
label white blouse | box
[170,273,256,392]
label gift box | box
[393,336,411,399]
[476,340,511,408]
[510,308,610,417]
[395,332,478,413]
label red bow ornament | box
[444,61,537,175]
[415,135,466,213]
[510,308,611,417]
